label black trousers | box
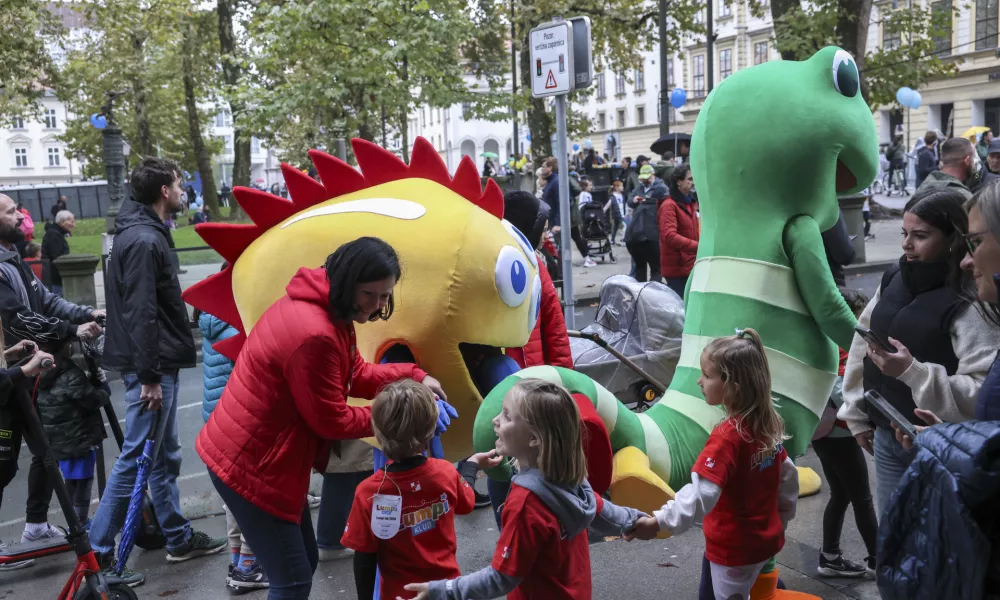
[812,435,878,557]
[626,240,661,283]
[570,226,590,258]
[0,406,55,524]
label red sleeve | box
[658,199,699,252]
[340,483,378,553]
[691,423,739,489]
[284,336,374,440]
[454,466,476,516]
[490,492,546,578]
[538,268,573,369]
[350,351,428,400]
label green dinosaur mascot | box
[474,46,878,597]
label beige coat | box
[322,439,375,473]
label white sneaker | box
[318,547,355,561]
[20,523,66,544]
[583,258,597,268]
[0,542,34,570]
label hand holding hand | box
[401,583,430,600]
[434,398,458,436]
[421,375,447,402]
[855,430,875,455]
[469,449,503,470]
[91,309,106,321]
[866,337,913,378]
[623,515,660,541]
[141,383,163,411]
[20,350,54,377]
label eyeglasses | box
[963,231,988,256]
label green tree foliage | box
[0,0,62,121]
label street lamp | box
[97,91,127,234]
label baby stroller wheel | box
[107,583,139,600]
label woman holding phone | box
[838,188,1000,519]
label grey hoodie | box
[426,469,644,600]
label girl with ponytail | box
[626,328,799,600]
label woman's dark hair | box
[325,237,402,322]
[668,164,692,202]
[903,187,970,291]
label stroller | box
[570,275,684,411]
[580,201,616,263]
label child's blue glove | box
[435,398,459,436]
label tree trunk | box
[130,32,153,157]
[521,34,552,166]
[769,0,804,61]
[182,21,221,221]
[400,55,410,162]
[218,0,247,220]
[836,0,873,100]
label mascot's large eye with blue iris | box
[501,220,539,270]
[496,246,531,307]
[832,49,859,98]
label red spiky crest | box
[182,136,505,361]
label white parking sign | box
[529,21,573,98]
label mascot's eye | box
[502,220,539,270]
[832,50,859,98]
[528,274,542,333]
[496,246,531,307]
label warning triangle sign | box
[545,70,558,89]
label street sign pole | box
[555,94,574,329]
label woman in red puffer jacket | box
[197,237,446,599]
[657,164,700,298]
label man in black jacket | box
[0,193,102,570]
[41,210,74,296]
[89,158,222,583]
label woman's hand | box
[854,430,875,455]
[892,408,942,451]
[469,449,503,470]
[624,515,660,541]
[401,583,430,600]
[421,375,447,402]
[866,336,913,378]
[4,340,35,359]
[20,351,54,377]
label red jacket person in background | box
[198,237,446,599]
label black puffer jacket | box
[877,421,1000,600]
[36,358,106,460]
[102,199,196,384]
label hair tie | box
[734,328,745,338]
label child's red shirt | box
[341,457,475,600]
[490,482,602,599]
[692,419,788,566]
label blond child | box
[404,379,645,600]
[627,328,799,600]
[341,380,475,600]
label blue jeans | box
[316,471,369,549]
[665,276,688,299]
[89,372,191,555]
[874,426,915,519]
[211,471,317,599]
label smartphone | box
[854,325,896,353]
[864,390,918,439]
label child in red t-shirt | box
[403,378,644,600]
[340,379,476,600]
[627,327,800,600]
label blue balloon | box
[907,90,922,109]
[896,87,914,107]
[525,133,531,142]
[89,113,107,130]
[572,143,580,152]
[670,88,687,109]
[584,139,593,149]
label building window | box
[883,23,902,51]
[251,136,261,155]
[617,108,626,128]
[598,111,606,130]
[634,66,645,92]
[667,58,674,88]
[977,0,997,50]
[693,54,706,97]
[420,110,425,127]
[437,109,441,124]
[215,110,231,128]
[462,102,471,118]
[719,49,732,80]
[44,109,57,129]
[694,9,704,24]
[596,72,606,99]
[14,148,27,168]
[719,0,731,17]
[225,135,234,154]
[11,117,24,130]
[754,41,769,65]
[637,106,646,126]
[932,0,952,56]
[615,72,626,96]
[47,147,60,167]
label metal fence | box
[1,182,122,222]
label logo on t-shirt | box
[704,457,715,469]
[402,494,451,536]
[752,443,783,472]
[410,481,422,492]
